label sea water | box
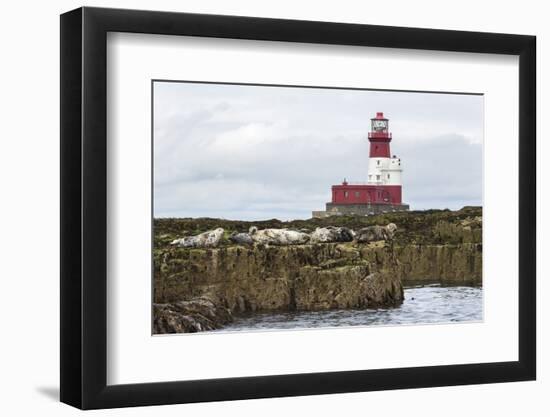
[216,284,482,332]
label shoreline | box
[216,285,483,333]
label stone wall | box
[313,202,410,218]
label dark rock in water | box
[153,297,233,334]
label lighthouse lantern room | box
[313,112,409,218]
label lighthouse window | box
[344,191,348,198]
[355,191,360,198]
[376,175,380,181]
[377,160,380,165]
[387,174,390,179]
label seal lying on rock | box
[249,226,310,245]
[310,226,355,243]
[355,223,397,243]
[171,228,224,248]
[229,231,254,246]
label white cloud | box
[153,82,483,220]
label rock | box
[153,297,233,334]
[151,208,484,333]
[310,226,355,243]
[171,228,224,248]
[355,223,397,243]
[392,243,482,285]
[294,265,403,310]
[154,242,405,315]
[229,231,254,245]
[433,219,481,244]
[248,226,310,245]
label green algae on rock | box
[153,207,482,333]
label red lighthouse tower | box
[369,112,392,158]
[312,112,409,218]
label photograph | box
[0,0,542,413]
[152,81,484,334]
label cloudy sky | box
[153,81,483,220]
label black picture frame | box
[60,6,536,410]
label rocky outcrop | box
[155,207,482,248]
[153,207,482,333]
[153,297,232,333]
[154,243,404,317]
[432,217,482,244]
[393,243,482,285]
[343,242,482,285]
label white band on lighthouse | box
[367,156,402,185]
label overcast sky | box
[153,81,483,220]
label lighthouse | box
[366,112,403,203]
[312,112,409,218]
